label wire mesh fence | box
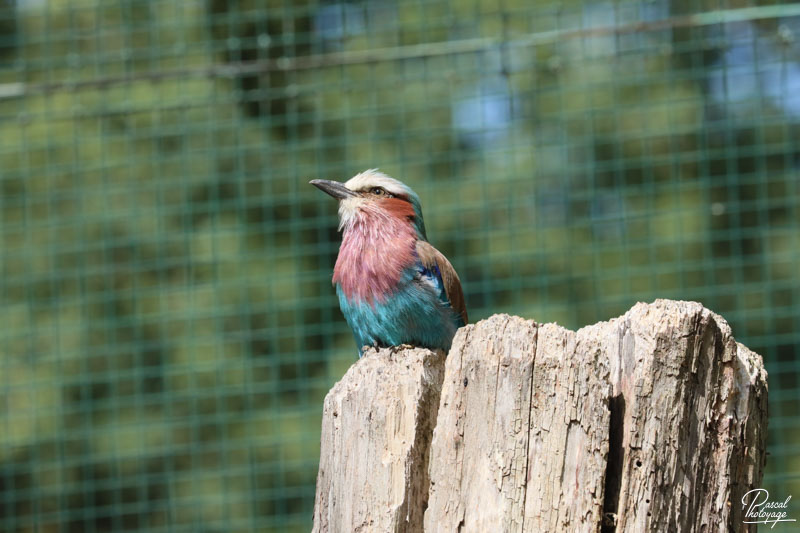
[0,0,798,531]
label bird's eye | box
[371,187,385,195]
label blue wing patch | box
[417,261,450,306]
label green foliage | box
[1,1,798,531]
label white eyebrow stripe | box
[344,169,409,197]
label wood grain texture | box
[424,315,611,533]
[312,300,768,533]
[605,300,769,532]
[312,346,445,533]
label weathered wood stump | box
[313,300,768,532]
[312,347,446,532]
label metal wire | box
[1,1,798,531]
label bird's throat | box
[332,209,417,304]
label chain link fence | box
[1,0,798,531]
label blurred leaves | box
[1,0,799,531]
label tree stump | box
[313,300,768,532]
[312,347,446,532]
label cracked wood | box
[312,300,768,533]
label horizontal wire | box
[1,3,799,99]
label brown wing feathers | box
[416,241,468,326]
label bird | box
[310,169,467,356]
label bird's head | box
[310,169,428,239]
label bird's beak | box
[309,179,358,200]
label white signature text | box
[742,488,796,529]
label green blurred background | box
[1,0,798,531]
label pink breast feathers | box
[332,200,418,304]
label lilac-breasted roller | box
[311,169,467,355]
